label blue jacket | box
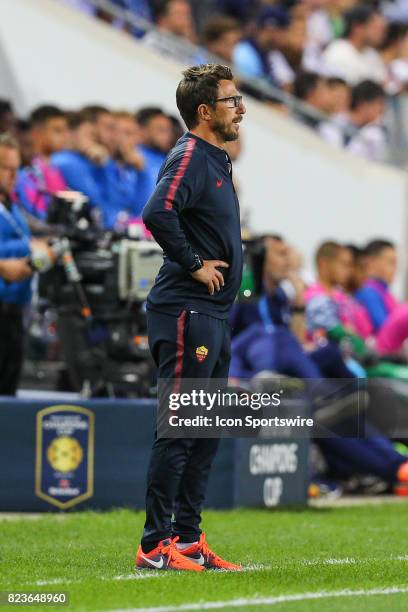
[143,132,243,319]
[230,288,291,337]
[52,151,142,229]
[135,145,167,212]
[233,39,279,86]
[0,201,32,305]
[52,150,102,207]
[229,290,350,380]
[92,159,143,229]
[355,280,390,331]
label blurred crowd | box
[61,0,408,162]
[0,101,186,233]
[231,234,408,497]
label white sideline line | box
[110,587,408,611]
[302,557,356,566]
[31,565,272,586]
[35,573,165,586]
[27,554,408,587]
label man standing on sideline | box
[137,64,245,572]
[0,134,33,395]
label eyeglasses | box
[215,95,244,108]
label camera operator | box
[0,133,45,395]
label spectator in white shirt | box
[293,70,333,127]
[233,6,293,88]
[321,6,388,84]
[379,21,408,93]
[319,79,388,162]
[302,0,334,72]
[317,76,351,146]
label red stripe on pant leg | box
[173,310,187,394]
[164,139,196,211]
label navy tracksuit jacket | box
[141,132,243,549]
[143,132,242,318]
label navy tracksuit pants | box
[142,309,230,551]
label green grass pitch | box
[1,504,408,611]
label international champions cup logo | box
[35,405,94,510]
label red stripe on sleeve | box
[164,138,196,211]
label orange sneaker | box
[397,461,408,483]
[394,461,408,495]
[135,537,204,571]
[179,533,242,571]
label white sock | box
[176,541,198,550]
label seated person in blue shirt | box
[52,109,107,222]
[229,234,408,490]
[53,107,143,230]
[230,234,352,380]
[135,107,174,211]
[106,0,153,37]
[233,6,291,88]
[15,105,69,222]
[110,110,145,228]
[355,239,398,332]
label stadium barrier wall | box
[0,0,407,295]
[0,398,309,511]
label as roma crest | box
[35,405,94,510]
[195,345,209,363]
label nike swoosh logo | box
[190,553,205,566]
[141,555,164,569]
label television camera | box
[30,192,162,397]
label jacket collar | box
[185,131,229,158]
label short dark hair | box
[80,105,110,123]
[293,71,321,101]
[344,243,364,261]
[30,105,65,127]
[364,239,395,257]
[343,6,375,38]
[66,110,93,130]
[176,63,234,129]
[135,106,166,127]
[17,119,31,133]
[203,16,241,44]
[315,241,341,265]
[350,80,385,110]
[380,21,408,51]
[327,77,348,88]
[260,233,284,243]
